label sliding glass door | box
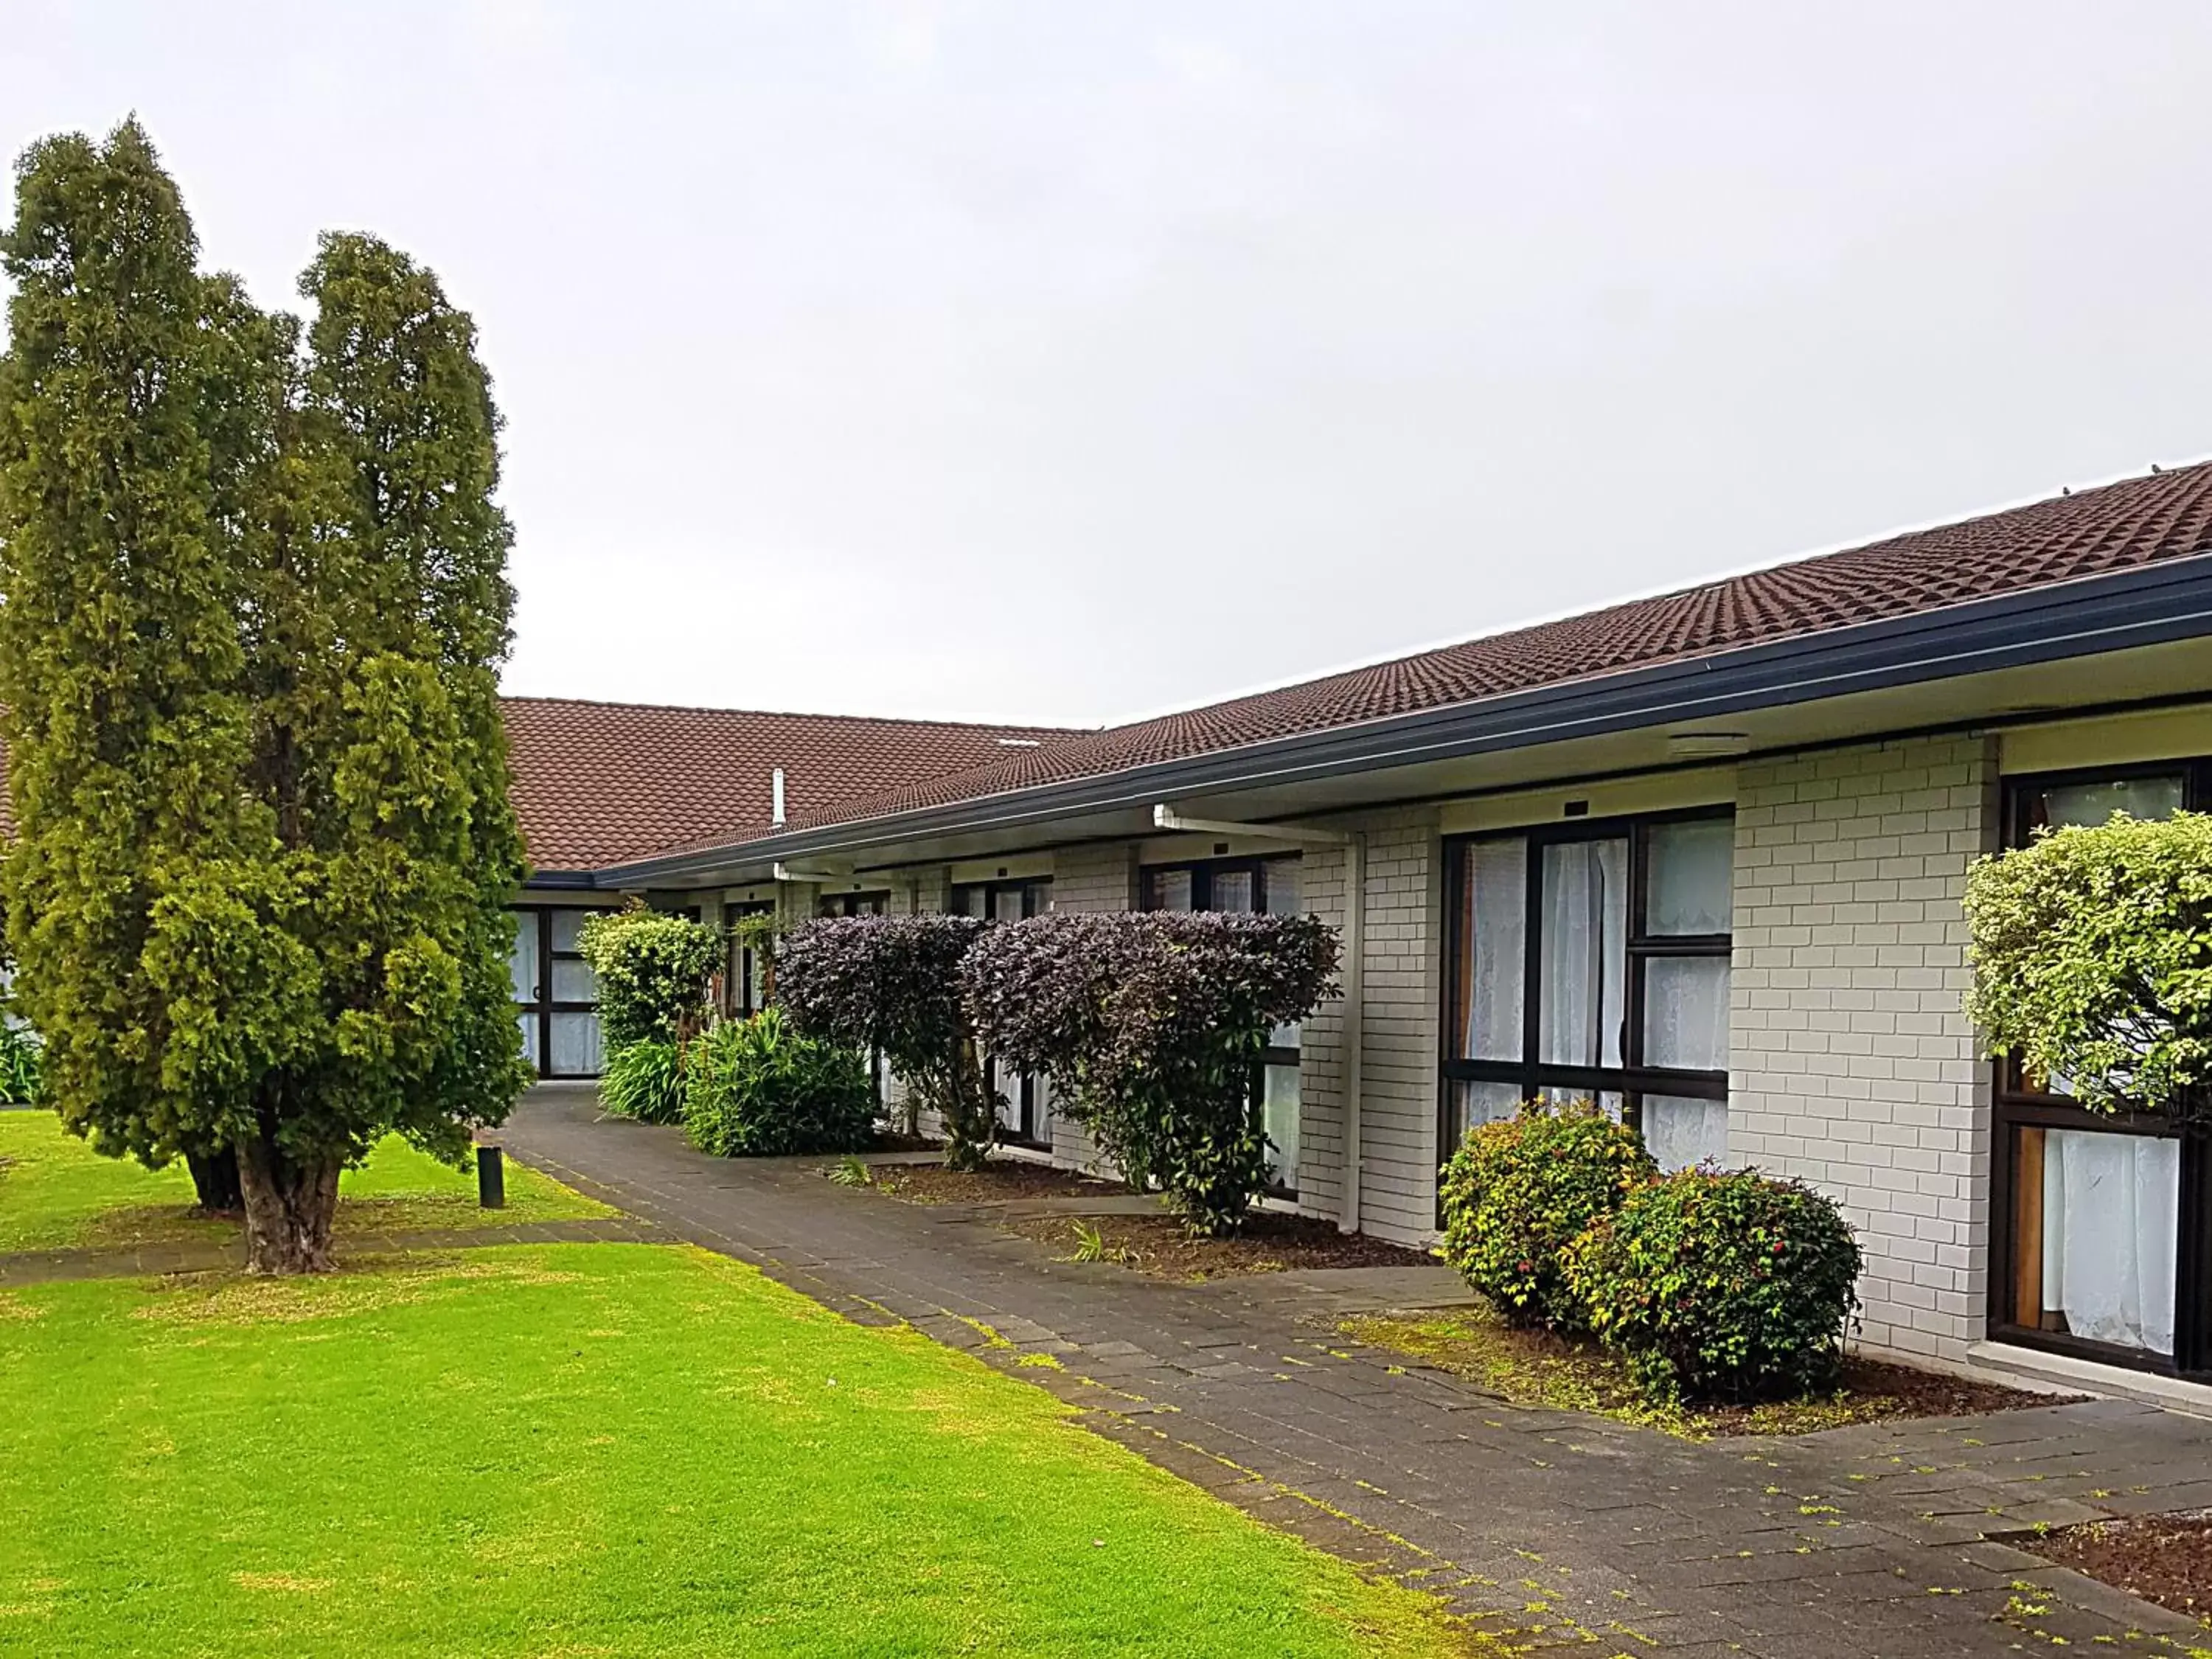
[509,907,605,1078]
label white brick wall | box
[1728,733,1998,1363]
[1298,809,1444,1246]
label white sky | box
[8,2,2212,728]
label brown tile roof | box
[503,700,1084,870]
[669,461,2212,855]
[0,707,1082,872]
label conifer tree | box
[0,120,530,1271]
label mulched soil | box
[866,1161,1129,1206]
[869,1130,945,1155]
[1341,1306,2072,1439]
[1004,1209,1436,1281]
[2018,1510,2212,1624]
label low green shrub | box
[0,1021,42,1105]
[1436,1102,1655,1330]
[682,1009,877,1158]
[1565,1168,1863,1402]
[599,1039,685,1124]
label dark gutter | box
[596,552,2212,886]
[521,869,599,891]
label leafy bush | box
[1565,1169,1863,1402]
[0,1020,41,1105]
[575,908,726,1049]
[599,1037,684,1124]
[1964,810,2212,1115]
[682,1009,877,1158]
[964,911,1338,1236]
[1436,1102,1655,1330]
[778,914,996,1169]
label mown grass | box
[0,1112,611,1253]
[0,1242,1464,1658]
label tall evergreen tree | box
[0,121,530,1272]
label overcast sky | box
[7,3,2210,728]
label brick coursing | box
[1296,809,1444,1246]
[1728,734,1999,1363]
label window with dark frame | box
[1139,853,1305,1195]
[507,905,608,1079]
[952,877,1055,1148]
[1440,807,1733,1174]
[722,898,775,1018]
[1990,759,2211,1381]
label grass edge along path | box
[0,1242,1468,1659]
[0,1111,612,1253]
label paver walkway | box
[504,1085,2212,1657]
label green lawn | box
[0,1112,611,1252]
[0,1242,1460,1658]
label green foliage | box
[0,122,529,1270]
[964,912,1339,1236]
[681,1009,876,1158]
[1565,1169,1863,1402]
[778,915,997,1170]
[599,1038,686,1126]
[1964,811,2212,1116]
[1436,1102,1655,1330]
[575,909,724,1048]
[0,1021,42,1106]
[824,1152,872,1188]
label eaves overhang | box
[593,552,2212,888]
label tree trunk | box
[185,1147,243,1213]
[236,1135,341,1274]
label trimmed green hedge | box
[1566,1169,1863,1402]
[1437,1102,1654,1331]
[682,1009,876,1158]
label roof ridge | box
[499,692,1088,734]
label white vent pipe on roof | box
[771,768,786,828]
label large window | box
[954,877,1054,1147]
[1992,761,2211,1379]
[1442,809,1733,1172]
[509,906,606,1078]
[1141,854,1304,1193]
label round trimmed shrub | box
[1565,1169,1863,1402]
[599,1038,684,1124]
[681,1009,876,1158]
[1437,1102,1655,1330]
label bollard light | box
[477,1144,506,1209]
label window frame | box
[1988,758,2212,1381]
[509,905,608,1079]
[1436,804,1733,1166]
[950,877,1055,1149]
[1138,852,1305,1194]
[721,898,776,1019]
[817,890,890,918]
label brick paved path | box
[499,1087,2212,1658]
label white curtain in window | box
[1464,838,1526,1060]
[1644,818,1733,935]
[508,914,539,1004]
[1539,839,1626,1068]
[549,1011,602,1077]
[1644,956,1731,1071]
[1262,1062,1299,1187]
[2042,1130,2180,1354]
[1456,1079,1523,1130]
[1643,1095,1730,1172]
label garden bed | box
[862,1159,1127,1205]
[1006,1210,1434,1281]
[1341,1305,2067,1439]
[2017,1511,2212,1624]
